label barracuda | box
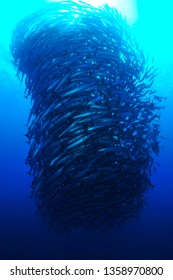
[10,0,164,233]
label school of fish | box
[10,0,164,232]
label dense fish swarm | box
[10,0,164,232]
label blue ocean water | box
[0,0,173,260]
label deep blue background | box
[0,0,173,259]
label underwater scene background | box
[0,0,173,260]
